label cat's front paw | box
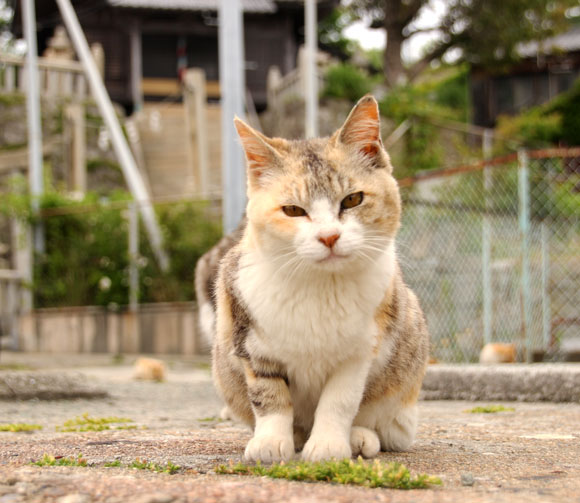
[301,434,352,462]
[244,434,294,463]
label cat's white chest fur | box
[236,245,395,391]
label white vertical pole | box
[482,129,493,345]
[304,0,318,138]
[128,202,139,312]
[22,0,44,254]
[219,0,247,233]
[55,0,169,271]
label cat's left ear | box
[234,117,286,189]
[334,95,390,170]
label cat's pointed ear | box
[335,95,389,170]
[234,117,284,188]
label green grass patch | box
[32,454,87,467]
[129,458,181,474]
[104,460,122,468]
[216,457,442,489]
[56,413,138,432]
[197,416,223,423]
[0,423,42,432]
[465,405,515,413]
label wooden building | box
[13,0,336,112]
[471,25,580,127]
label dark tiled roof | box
[106,0,276,13]
[518,25,580,57]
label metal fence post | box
[219,0,247,234]
[304,0,318,139]
[482,129,493,345]
[518,150,532,362]
[541,221,551,352]
[22,0,45,255]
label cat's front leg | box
[242,359,295,463]
[302,357,371,462]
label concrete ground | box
[0,353,579,503]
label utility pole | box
[21,0,44,254]
[305,0,318,138]
[55,0,169,271]
[219,0,247,233]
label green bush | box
[431,67,469,117]
[496,109,562,147]
[1,189,222,308]
[380,86,453,176]
[496,77,580,147]
[322,63,372,102]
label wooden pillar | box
[129,21,143,113]
[65,103,87,194]
[183,69,209,197]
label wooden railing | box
[0,53,88,100]
[267,64,326,110]
[0,270,23,349]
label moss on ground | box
[0,423,42,432]
[32,454,87,467]
[465,405,515,414]
[216,457,442,490]
[129,458,181,474]
[56,413,139,432]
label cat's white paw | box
[244,435,294,463]
[378,406,417,452]
[301,434,352,462]
[220,406,232,421]
[350,426,380,458]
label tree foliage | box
[350,0,579,85]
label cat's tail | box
[194,221,246,345]
[194,247,219,346]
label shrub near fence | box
[2,191,222,309]
[397,148,580,362]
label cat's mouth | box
[317,251,349,264]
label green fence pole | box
[482,129,493,345]
[518,150,532,362]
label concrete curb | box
[0,371,108,400]
[422,364,580,402]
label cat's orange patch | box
[243,360,257,383]
[401,379,423,406]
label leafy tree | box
[319,7,358,57]
[349,0,578,86]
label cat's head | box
[235,95,401,272]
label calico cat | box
[195,96,429,463]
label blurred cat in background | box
[479,342,517,364]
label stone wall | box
[18,302,207,355]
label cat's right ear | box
[234,117,283,189]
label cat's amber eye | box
[341,192,364,211]
[282,205,307,217]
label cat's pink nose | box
[318,233,340,248]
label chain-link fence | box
[398,148,580,362]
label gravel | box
[0,353,578,502]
